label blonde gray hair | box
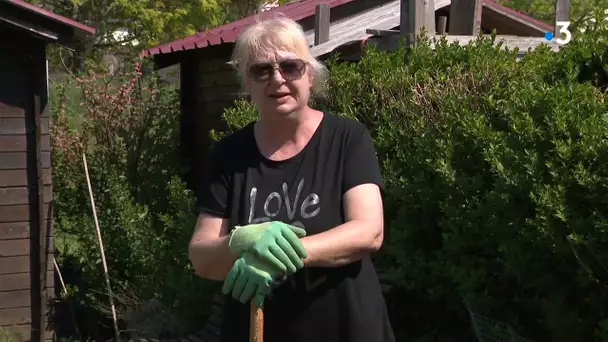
[229,16,328,95]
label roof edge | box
[483,0,554,32]
[5,0,96,34]
[140,0,354,58]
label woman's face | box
[245,50,313,118]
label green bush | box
[216,30,608,341]
[51,61,217,340]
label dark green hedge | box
[218,29,608,341]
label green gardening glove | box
[228,221,307,274]
[222,252,277,307]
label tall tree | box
[223,0,290,22]
[33,0,227,72]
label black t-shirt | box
[196,113,395,342]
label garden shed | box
[0,1,95,341]
[141,0,560,193]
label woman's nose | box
[269,66,286,83]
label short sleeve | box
[342,124,384,194]
[195,144,231,218]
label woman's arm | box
[188,213,237,280]
[301,183,384,267]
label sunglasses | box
[247,59,307,82]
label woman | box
[188,16,394,342]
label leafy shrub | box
[51,60,217,340]
[215,31,608,341]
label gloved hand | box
[228,221,307,274]
[222,252,277,307]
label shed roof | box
[308,0,555,57]
[2,0,96,35]
[140,0,354,57]
[307,0,438,56]
[483,0,553,33]
[142,0,554,59]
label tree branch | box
[95,36,139,49]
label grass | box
[0,327,14,342]
[49,76,86,130]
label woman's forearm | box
[188,235,237,281]
[301,220,383,267]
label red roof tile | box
[5,0,96,34]
[140,0,354,58]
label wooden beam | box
[0,14,58,41]
[314,3,330,46]
[437,15,447,34]
[425,0,435,35]
[400,0,426,43]
[448,0,482,35]
[554,0,570,37]
[367,34,562,54]
[399,0,410,38]
[366,29,400,37]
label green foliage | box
[496,0,608,29]
[0,328,14,342]
[223,0,292,22]
[34,0,290,73]
[216,31,608,341]
[34,0,227,70]
[51,63,217,340]
[210,99,258,141]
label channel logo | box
[544,21,572,45]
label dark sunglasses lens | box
[249,64,273,80]
[279,60,305,79]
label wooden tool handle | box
[249,301,264,342]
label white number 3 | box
[556,21,572,45]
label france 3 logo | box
[544,21,572,45]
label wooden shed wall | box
[0,26,54,342]
[177,44,239,192]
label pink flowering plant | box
[51,60,216,338]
